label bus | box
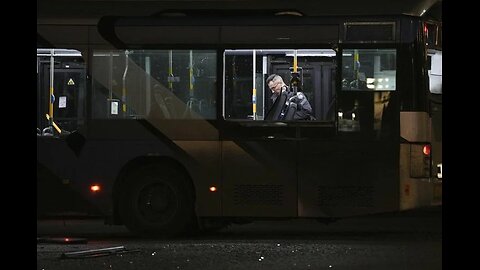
[37,1,442,235]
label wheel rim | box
[137,181,178,224]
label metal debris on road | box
[60,246,140,259]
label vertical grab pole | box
[49,49,55,123]
[145,55,151,115]
[290,49,300,94]
[108,52,113,99]
[262,55,268,119]
[189,50,194,98]
[252,50,257,120]
[168,50,173,91]
[293,49,298,73]
[122,50,129,114]
[354,49,359,80]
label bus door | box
[297,48,400,217]
[269,51,382,218]
[37,49,87,215]
[427,48,442,201]
[291,58,349,217]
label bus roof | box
[38,0,441,24]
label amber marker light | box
[90,184,101,193]
[209,186,217,192]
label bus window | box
[428,50,442,94]
[36,49,86,135]
[91,50,217,120]
[425,23,441,48]
[224,49,336,121]
[339,49,397,136]
[342,49,396,91]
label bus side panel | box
[174,141,222,217]
[221,140,297,217]
[37,137,101,216]
[70,139,222,218]
[430,99,442,204]
[298,139,399,217]
[399,144,435,210]
[80,119,222,217]
[399,112,437,209]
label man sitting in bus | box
[266,74,314,120]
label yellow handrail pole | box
[290,49,300,94]
[168,50,173,90]
[354,49,359,80]
[293,49,298,73]
[45,114,62,134]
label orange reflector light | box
[209,186,217,192]
[423,145,431,156]
[90,184,101,192]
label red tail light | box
[90,184,101,193]
[423,144,431,156]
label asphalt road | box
[37,206,442,270]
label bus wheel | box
[118,165,194,236]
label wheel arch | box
[112,156,196,225]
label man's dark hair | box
[266,74,279,84]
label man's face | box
[268,80,282,95]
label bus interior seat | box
[42,126,54,136]
[265,91,288,121]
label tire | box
[118,164,194,236]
